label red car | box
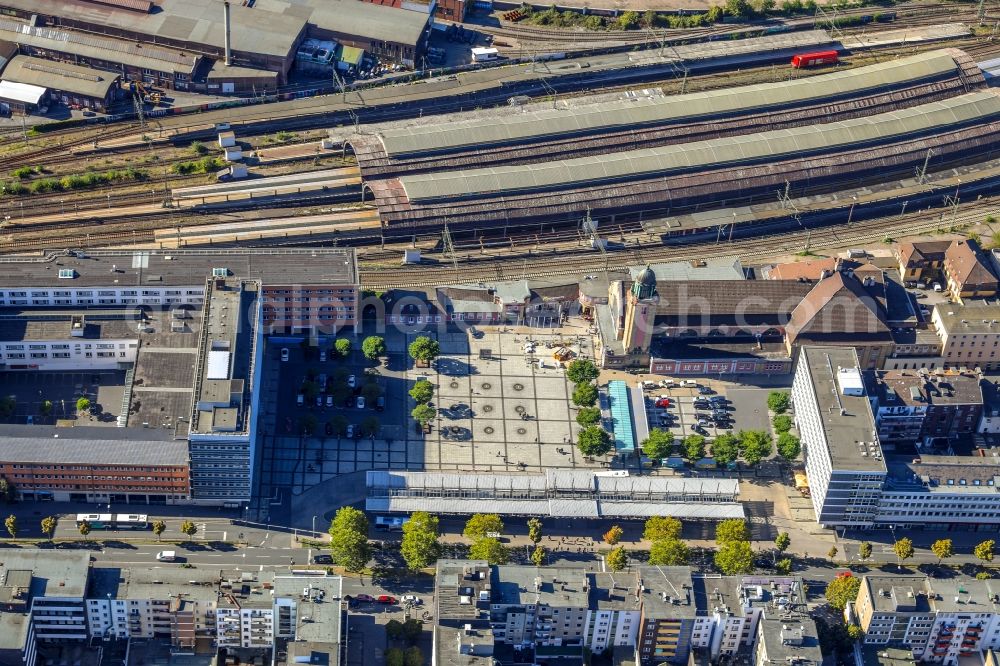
[654,398,671,408]
[377,595,397,604]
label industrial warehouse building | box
[0,0,431,87]
[0,55,119,114]
[345,49,998,237]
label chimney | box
[223,1,232,66]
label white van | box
[156,550,176,562]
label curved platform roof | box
[399,90,1000,203]
[378,50,962,158]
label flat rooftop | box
[934,302,1000,336]
[0,550,91,599]
[800,346,885,473]
[436,560,491,625]
[0,424,188,466]
[0,248,358,290]
[634,566,696,619]
[89,567,220,602]
[493,566,589,608]
[0,308,141,341]
[256,0,430,48]
[871,370,983,407]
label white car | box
[326,395,334,407]
[345,424,355,438]
[659,379,675,388]
[280,348,290,362]
[401,594,422,605]
[523,344,536,354]
[356,396,366,409]
[679,380,699,388]
[347,374,357,388]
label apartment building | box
[855,574,1000,664]
[943,239,999,303]
[792,347,887,528]
[753,614,822,666]
[0,551,90,666]
[932,303,1000,371]
[434,560,495,666]
[0,309,140,371]
[0,425,190,504]
[634,567,698,665]
[866,370,984,443]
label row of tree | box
[566,360,615,458]
[2,515,197,541]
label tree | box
[39,400,52,416]
[617,9,640,29]
[329,415,349,437]
[858,541,873,561]
[775,532,791,555]
[386,619,406,641]
[409,380,435,404]
[847,625,864,642]
[711,433,740,465]
[531,545,546,566]
[642,429,674,460]
[78,520,91,539]
[301,380,321,401]
[772,414,792,433]
[648,538,690,566]
[644,516,682,542]
[571,382,598,407]
[975,539,995,565]
[0,396,16,418]
[362,335,387,360]
[359,416,381,438]
[606,545,628,572]
[577,426,612,456]
[152,520,166,542]
[724,0,752,17]
[4,514,16,539]
[715,541,754,575]
[334,338,352,357]
[683,434,706,461]
[469,537,509,565]
[893,538,914,567]
[767,391,791,414]
[404,647,423,666]
[386,648,404,666]
[408,336,440,364]
[931,538,953,565]
[464,514,504,540]
[776,433,801,461]
[739,430,772,465]
[400,511,441,570]
[527,518,543,544]
[40,516,57,540]
[361,382,383,403]
[575,406,601,427]
[411,404,436,427]
[776,558,792,574]
[603,525,624,546]
[827,546,839,561]
[715,519,750,545]
[329,507,371,572]
[565,359,599,385]
[76,397,91,413]
[180,519,198,540]
[825,572,861,610]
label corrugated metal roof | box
[3,56,116,100]
[0,434,189,466]
[379,50,958,157]
[597,502,745,519]
[399,91,1000,202]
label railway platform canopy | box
[365,469,744,520]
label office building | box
[866,369,984,443]
[792,346,887,528]
[931,303,1000,371]
[0,551,90,666]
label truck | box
[471,47,499,63]
[794,472,811,497]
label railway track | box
[358,198,1000,288]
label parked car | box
[709,396,728,404]
[654,398,671,408]
[694,400,711,410]
[346,424,355,439]
[698,386,715,395]
[691,424,707,435]
[696,418,711,427]
[377,595,397,604]
[376,396,385,412]
[640,381,659,390]
[355,594,375,603]
[347,374,357,388]
[659,379,675,388]
[680,380,699,387]
[326,395,334,407]
[356,396,366,409]
[280,348,290,362]
[315,395,323,407]
[313,554,333,564]
[401,595,422,605]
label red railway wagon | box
[791,50,839,68]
